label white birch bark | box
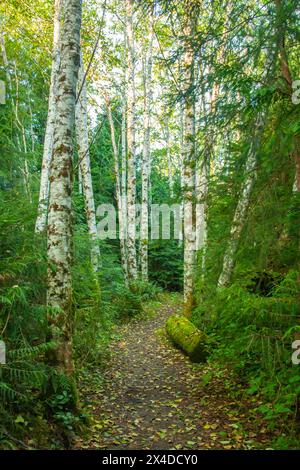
[125,0,137,280]
[218,40,277,288]
[217,114,265,287]
[182,13,196,315]
[13,60,32,202]
[194,75,213,277]
[27,89,35,152]
[35,0,63,233]
[164,118,174,199]
[78,165,83,194]
[178,101,185,245]
[75,56,101,273]
[140,12,154,281]
[105,93,128,282]
[0,27,12,91]
[120,30,128,241]
[1,30,31,201]
[121,97,127,231]
[47,0,82,375]
[195,159,208,275]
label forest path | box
[76,293,274,450]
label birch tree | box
[217,26,280,287]
[140,11,154,281]
[120,29,128,247]
[125,0,137,280]
[105,92,128,282]
[182,3,196,315]
[163,116,174,199]
[274,0,297,192]
[195,63,218,276]
[195,159,208,273]
[75,55,101,273]
[35,0,63,233]
[121,97,127,234]
[47,0,82,376]
[1,27,32,201]
[178,100,185,245]
[217,122,263,287]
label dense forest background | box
[0,0,299,450]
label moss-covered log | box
[166,315,207,362]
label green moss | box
[166,315,207,363]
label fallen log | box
[166,315,207,363]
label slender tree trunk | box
[27,89,35,152]
[75,55,101,273]
[178,101,185,245]
[274,0,297,192]
[13,60,32,203]
[218,30,279,288]
[105,93,128,282]
[78,166,83,194]
[1,31,32,201]
[274,0,300,315]
[140,12,154,281]
[35,0,63,233]
[294,142,300,195]
[195,66,217,277]
[121,97,127,234]
[164,118,174,199]
[125,0,137,280]
[47,0,82,376]
[275,0,292,88]
[121,30,128,245]
[0,27,12,91]
[217,114,265,287]
[195,158,208,274]
[182,10,196,316]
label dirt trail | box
[76,294,275,450]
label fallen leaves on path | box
[75,294,277,450]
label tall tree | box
[125,0,138,281]
[163,115,174,199]
[47,0,82,376]
[35,0,63,233]
[140,10,154,281]
[217,16,279,287]
[182,1,196,315]
[217,116,265,287]
[1,27,31,201]
[75,54,101,273]
[105,92,129,282]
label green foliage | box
[129,279,163,301]
[194,273,300,425]
[1,0,300,451]
[46,389,88,433]
[149,240,183,291]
